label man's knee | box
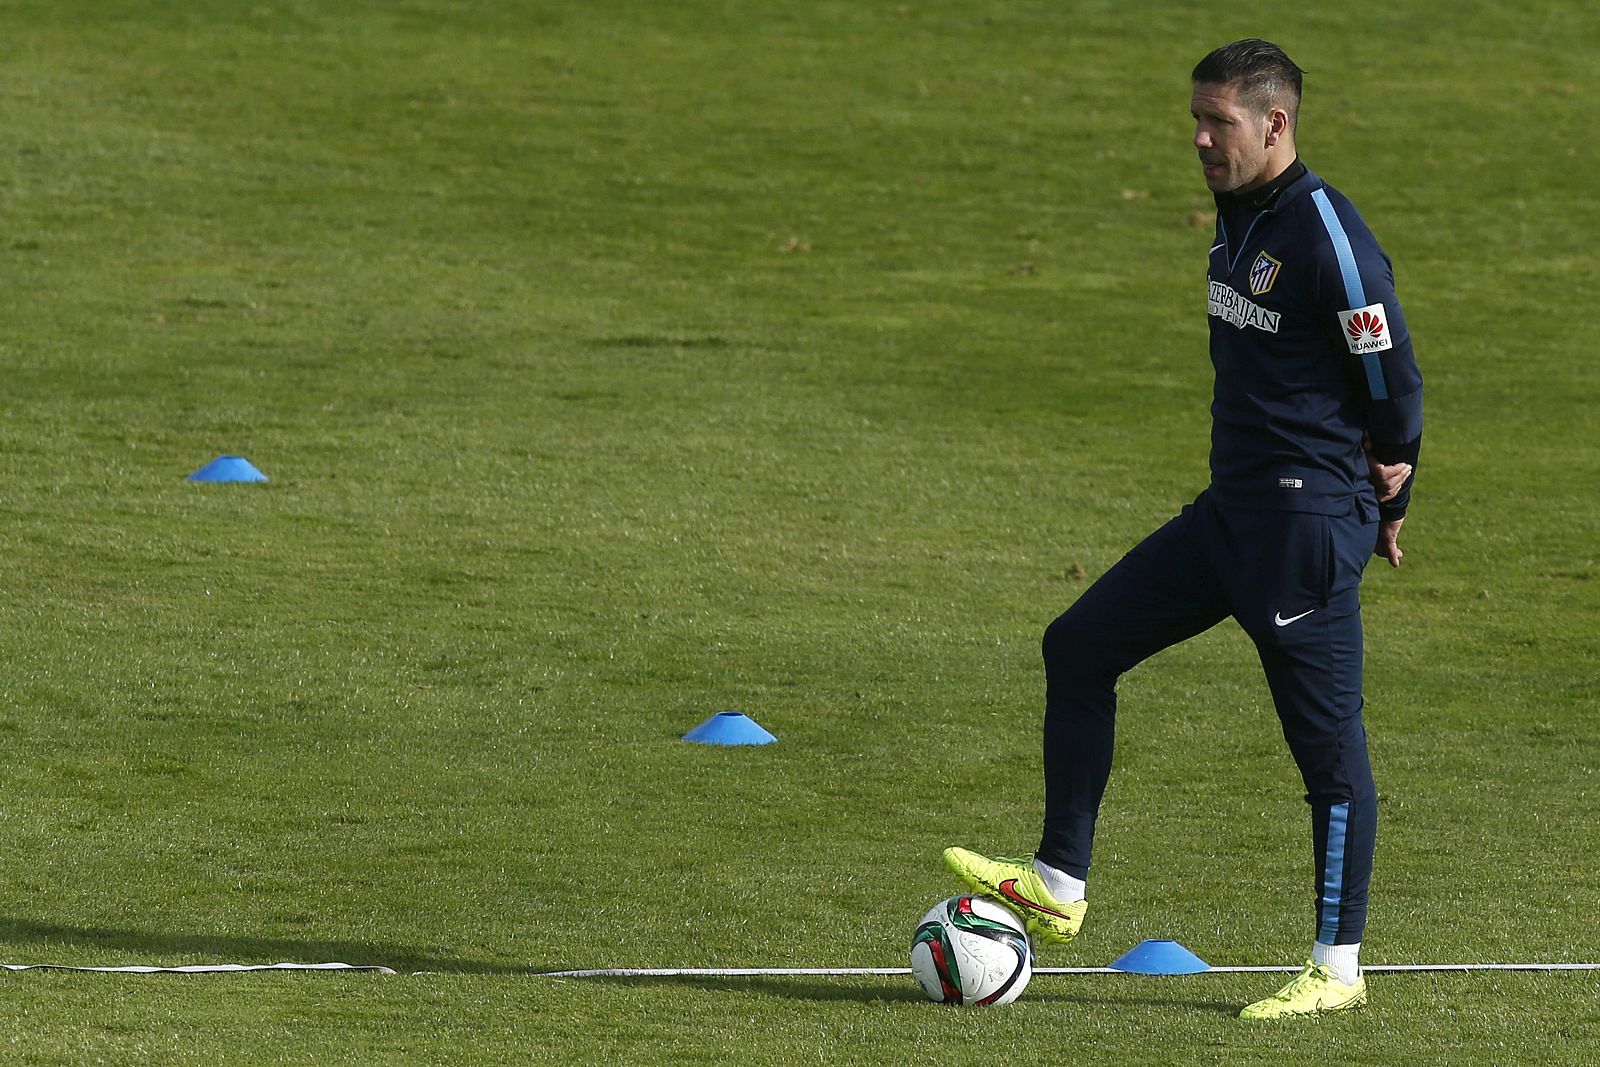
[1286,722,1375,804]
[1042,608,1113,682]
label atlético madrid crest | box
[1249,250,1282,295]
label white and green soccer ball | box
[910,895,1033,1006]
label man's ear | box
[1265,107,1290,147]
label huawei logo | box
[1345,310,1385,343]
[1338,303,1394,355]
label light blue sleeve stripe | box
[1317,802,1351,944]
[1311,189,1367,308]
[1360,353,1389,401]
[1313,188,1388,400]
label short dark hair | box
[1192,39,1304,129]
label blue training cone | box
[188,455,268,483]
[682,711,777,746]
[1108,939,1211,975]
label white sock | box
[1313,941,1361,985]
[1032,857,1086,903]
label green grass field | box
[2,1,1597,1062]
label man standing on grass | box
[945,39,1423,1019]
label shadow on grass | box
[555,974,1242,1014]
[1031,990,1243,1016]
[554,974,925,1004]
[0,917,535,975]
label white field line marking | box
[536,963,1600,978]
[1,962,398,975]
[4,962,1596,977]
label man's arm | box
[1309,187,1423,562]
[1360,320,1421,566]
[1364,436,1411,501]
[1363,439,1409,567]
[1351,283,1422,523]
[1374,516,1405,568]
[1363,435,1414,566]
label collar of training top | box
[1215,157,1309,213]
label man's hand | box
[1375,517,1404,567]
[1363,435,1412,504]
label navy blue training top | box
[1205,165,1423,519]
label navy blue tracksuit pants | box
[1037,489,1378,945]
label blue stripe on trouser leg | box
[1223,505,1378,946]
[1319,803,1350,943]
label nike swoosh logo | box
[1273,608,1316,627]
[998,879,1075,920]
[1209,243,1224,253]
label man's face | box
[1191,81,1272,194]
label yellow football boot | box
[1239,960,1368,1019]
[942,847,1086,946]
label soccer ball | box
[910,895,1033,1006]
